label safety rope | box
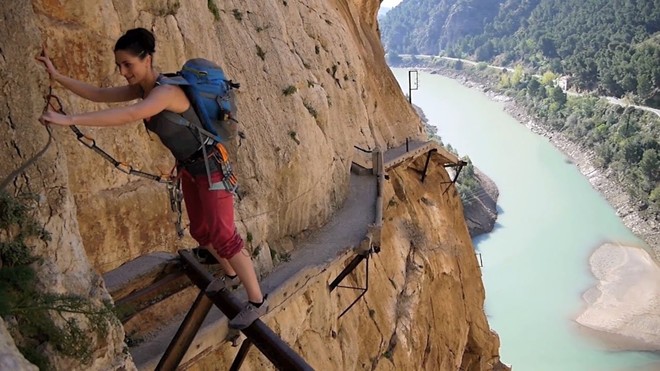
[42,89,186,237]
[0,90,55,191]
[44,92,174,185]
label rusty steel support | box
[156,290,214,371]
[420,148,437,183]
[441,160,467,194]
[328,252,372,319]
[115,270,187,322]
[229,339,254,371]
[178,250,314,371]
[329,254,366,292]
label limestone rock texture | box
[0,0,503,370]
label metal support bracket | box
[420,148,437,183]
[328,245,378,319]
[230,339,254,371]
[157,250,313,371]
[440,160,468,194]
[156,290,214,371]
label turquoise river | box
[392,68,660,371]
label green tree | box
[541,71,556,85]
[475,40,495,61]
[527,78,541,96]
[639,149,660,182]
[549,86,567,106]
[511,65,525,87]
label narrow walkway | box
[129,172,377,369]
[107,139,462,369]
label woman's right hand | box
[36,46,60,80]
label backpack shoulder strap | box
[159,110,222,143]
[157,74,189,86]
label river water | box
[391,69,660,371]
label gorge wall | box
[0,0,503,369]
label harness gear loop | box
[167,176,185,238]
[77,133,97,149]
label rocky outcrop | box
[0,319,38,371]
[0,1,503,369]
[414,105,499,238]
[463,168,499,237]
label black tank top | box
[143,80,219,176]
[144,106,202,161]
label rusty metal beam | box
[115,270,187,322]
[229,339,253,371]
[441,160,467,195]
[178,250,314,371]
[329,254,366,292]
[421,149,437,183]
[156,290,214,371]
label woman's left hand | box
[40,110,74,126]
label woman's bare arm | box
[40,85,177,127]
[51,74,142,102]
[36,47,141,103]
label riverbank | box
[421,65,660,261]
[576,243,660,351]
[405,64,660,353]
[502,101,660,262]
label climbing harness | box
[159,109,241,196]
[167,177,185,238]
[196,138,239,195]
[43,89,186,237]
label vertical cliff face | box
[0,0,502,369]
[25,0,425,274]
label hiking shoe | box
[224,274,241,290]
[206,275,241,295]
[206,277,228,294]
[228,295,269,330]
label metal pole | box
[156,290,214,371]
[178,250,313,371]
[408,70,418,104]
[229,339,254,371]
[329,254,367,291]
[408,70,412,103]
[421,149,436,183]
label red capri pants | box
[180,168,244,259]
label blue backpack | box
[159,59,241,193]
[159,58,240,144]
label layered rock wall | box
[0,1,501,369]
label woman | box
[38,28,267,330]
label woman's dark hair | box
[114,28,155,59]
